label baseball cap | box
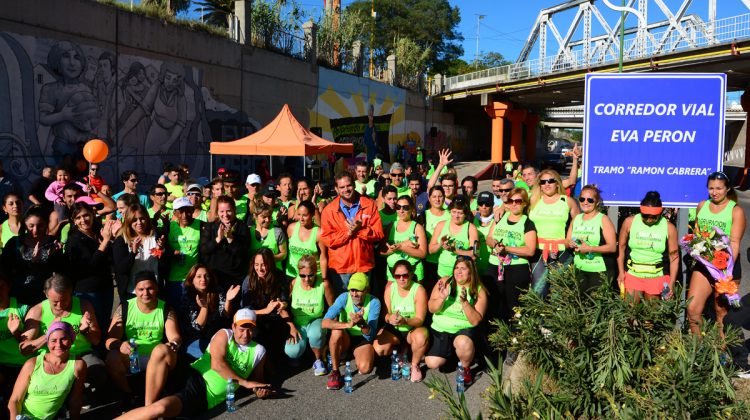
[187,184,202,193]
[173,196,193,210]
[246,174,262,185]
[477,191,494,206]
[234,308,257,327]
[348,272,368,291]
[262,183,280,198]
[389,162,404,174]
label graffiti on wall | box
[0,31,258,189]
[309,68,407,163]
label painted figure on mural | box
[93,52,118,139]
[38,41,100,157]
[142,62,187,179]
[363,103,378,162]
[118,62,153,163]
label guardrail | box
[444,12,750,92]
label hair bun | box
[645,191,661,199]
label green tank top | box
[355,179,377,198]
[627,217,668,278]
[60,223,70,245]
[473,218,492,272]
[196,210,208,222]
[40,297,91,356]
[286,224,320,279]
[396,184,411,198]
[425,210,451,263]
[235,197,249,223]
[696,201,735,235]
[21,356,76,420]
[147,207,172,229]
[191,330,257,410]
[167,219,201,282]
[1,220,18,249]
[386,221,424,282]
[380,210,398,231]
[571,213,607,273]
[489,214,529,266]
[0,298,28,366]
[125,298,165,356]
[249,226,282,270]
[437,222,470,277]
[529,196,569,250]
[340,295,372,337]
[389,282,419,332]
[290,277,325,326]
[432,283,481,334]
[164,183,184,210]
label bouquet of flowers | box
[680,226,740,308]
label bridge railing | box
[444,12,750,93]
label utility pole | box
[475,14,486,69]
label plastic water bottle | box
[128,339,140,374]
[226,378,236,413]
[343,361,353,393]
[326,354,333,372]
[390,350,401,380]
[661,282,670,300]
[456,362,465,393]
[401,353,411,381]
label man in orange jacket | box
[321,171,384,295]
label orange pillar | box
[525,114,540,162]
[740,91,750,187]
[484,101,511,164]
[507,109,527,162]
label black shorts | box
[175,369,209,414]
[427,328,476,359]
[382,323,408,343]
[348,332,374,350]
[695,259,742,282]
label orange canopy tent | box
[209,104,353,175]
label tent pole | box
[210,154,213,179]
[303,157,306,177]
[269,156,273,178]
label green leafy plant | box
[427,265,750,418]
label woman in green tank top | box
[565,185,617,292]
[429,197,479,279]
[528,169,580,296]
[617,191,679,303]
[425,257,488,385]
[249,202,288,270]
[687,172,747,336]
[294,179,322,226]
[422,186,450,293]
[1,192,23,250]
[485,188,537,323]
[373,260,429,382]
[285,200,328,281]
[284,256,335,374]
[10,321,86,420]
[381,196,427,282]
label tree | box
[346,0,463,75]
[193,0,232,28]
[426,266,750,418]
[441,52,510,76]
[394,37,431,90]
[317,8,368,71]
[142,0,191,16]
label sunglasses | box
[539,178,557,185]
[391,173,404,178]
[708,171,728,180]
[299,274,315,279]
[498,188,512,193]
[508,198,524,205]
[128,178,139,183]
[478,202,493,207]
[456,255,474,262]
[393,273,409,279]
[578,197,596,204]
[152,192,167,196]
[187,192,201,197]
[395,204,410,211]
[90,167,99,171]
[642,214,660,220]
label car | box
[541,152,567,172]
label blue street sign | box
[583,73,725,207]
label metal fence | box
[445,12,750,92]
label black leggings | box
[483,263,531,323]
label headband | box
[46,321,76,344]
[640,206,663,216]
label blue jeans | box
[327,271,372,296]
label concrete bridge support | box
[507,109,527,162]
[525,114,540,162]
[484,101,510,163]
[741,91,750,186]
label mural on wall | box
[309,67,408,163]
[0,31,258,190]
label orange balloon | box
[83,139,109,163]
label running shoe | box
[313,359,327,376]
[463,367,473,386]
[327,370,342,390]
